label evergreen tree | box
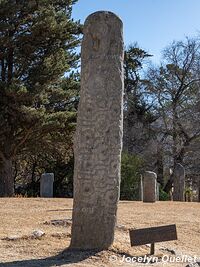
[0,0,81,196]
[123,45,155,154]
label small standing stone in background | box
[40,173,54,198]
[156,182,160,201]
[139,175,143,201]
[142,171,157,203]
[173,163,185,201]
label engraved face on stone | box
[82,12,123,60]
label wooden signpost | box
[129,224,177,255]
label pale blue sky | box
[72,0,200,63]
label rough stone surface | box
[173,163,185,201]
[40,173,54,198]
[31,230,45,238]
[3,235,20,241]
[44,219,72,227]
[142,171,157,203]
[71,11,124,249]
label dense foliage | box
[0,0,81,196]
[120,152,144,200]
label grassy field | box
[0,198,199,267]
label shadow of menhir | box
[0,248,101,267]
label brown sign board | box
[129,224,177,246]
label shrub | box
[159,187,170,201]
[120,152,144,200]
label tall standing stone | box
[142,171,157,203]
[40,173,54,198]
[173,163,185,201]
[71,11,124,249]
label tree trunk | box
[164,173,174,193]
[156,146,164,186]
[0,158,14,197]
[164,105,178,193]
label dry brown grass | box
[0,198,199,267]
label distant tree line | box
[123,39,200,201]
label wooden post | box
[150,243,155,255]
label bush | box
[120,152,144,200]
[159,187,170,201]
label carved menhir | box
[40,173,54,198]
[142,171,157,203]
[173,163,185,201]
[70,11,124,249]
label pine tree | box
[0,0,81,196]
[123,45,155,154]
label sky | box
[72,0,200,64]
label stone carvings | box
[142,171,157,203]
[40,173,54,198]
[173,163,185,201]
[70,11,124,249]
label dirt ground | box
[0,198,199,267]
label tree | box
[145,38,200,192]
[123,45,162,187]
[0,0,81,196]
[123,44,155,154]
[120,152,144,200]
